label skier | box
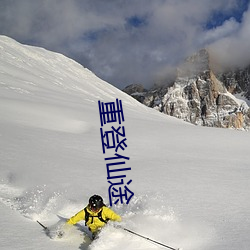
[66,194,121,239]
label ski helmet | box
[89,195,104,210]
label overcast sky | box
[0,0,249,89]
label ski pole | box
[37,220,48,231]
[122,227,180,250]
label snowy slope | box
[0,36,250,250]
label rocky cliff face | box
[217,66,250,99]
[123,49,250,130]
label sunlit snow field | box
[0,36,249,250]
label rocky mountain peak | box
[177,49,210,78]
[123,49,250,130]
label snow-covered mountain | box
[124,49,250,130]
[0,36,250,250]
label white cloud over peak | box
[209,5,250,68]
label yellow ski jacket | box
[67,206,121,233]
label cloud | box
[209,4,250,69]
[200,18,240,45]
[0,0,249,89]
